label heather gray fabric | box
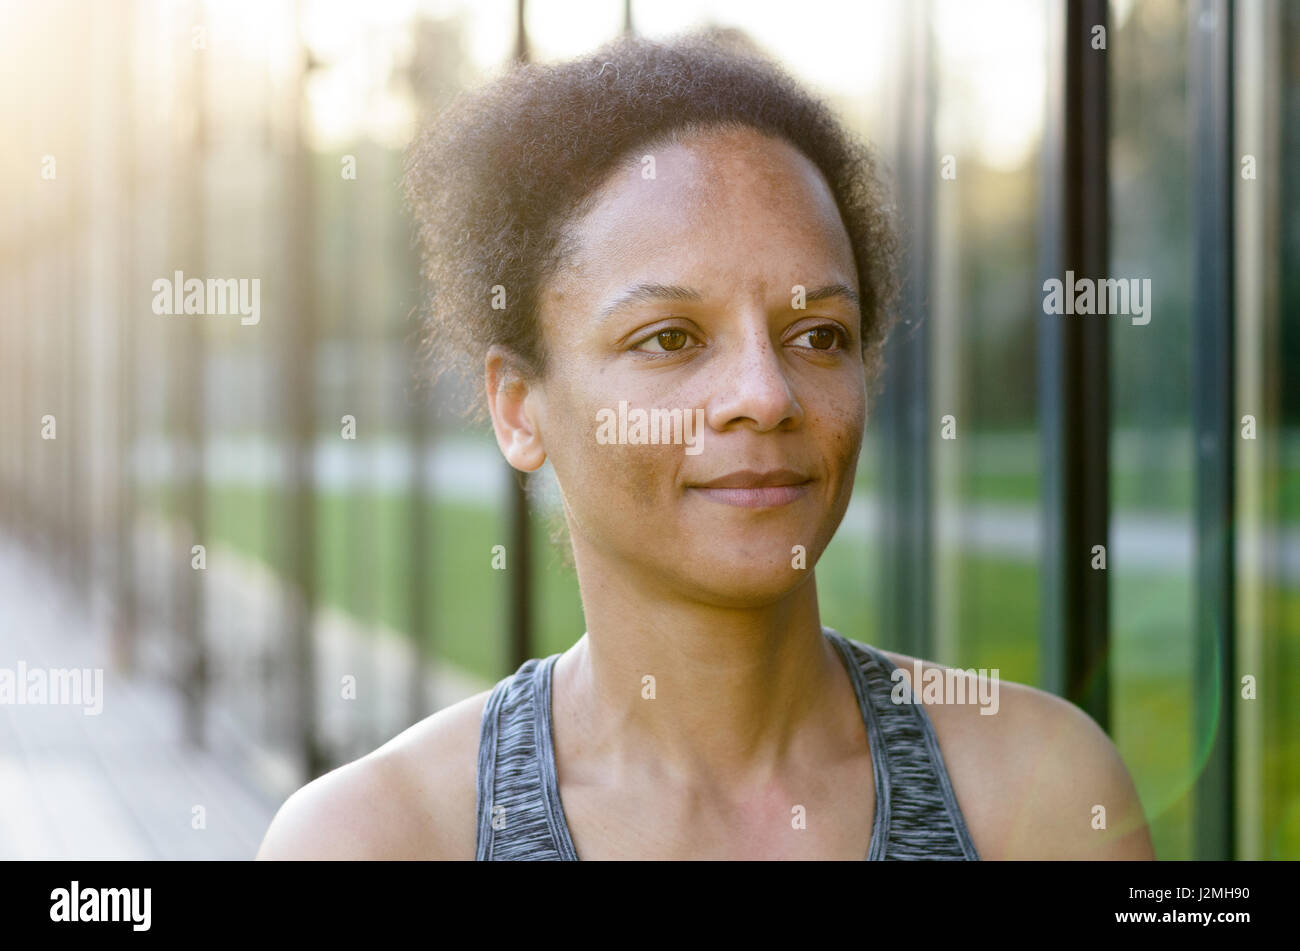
[475,626,981,860]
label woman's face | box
[497,125,867,607]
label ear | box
[485,345,547,472]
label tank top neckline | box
[530,625,891,861]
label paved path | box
[0,529,493,860]
[0,535,276,859]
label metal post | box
[1039,0,1110,729]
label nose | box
[705,318,805,433]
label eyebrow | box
[804,283,860,309]
[595,281,859,322]
[596,283,704,322]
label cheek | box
[540,369,676,524]
[555,443,681,554]
[812,385,866,479]
[625,449,664,501]
[580,444,667,505]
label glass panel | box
[1109,0,1195,860]
[931,0,1049,685]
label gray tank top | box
[474,626,981,860]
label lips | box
[692,468,810,489]
[686,469,812,509]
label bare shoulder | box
[877,649,1155,860]
[255,688,492,860]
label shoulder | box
[875,647,1155,860]
[255,687,493,860]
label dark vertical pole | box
[879,0,934,660]
[1039,0,1110,727]
[1190,0,1236,861]
[286,4,324,778]
[1038,1,1064,697]
[623,0,634,36]
[506,0,534,672]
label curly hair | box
[403,25,900,420]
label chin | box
[673,556,818,609]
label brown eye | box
[657,329,688,351]
[795,326,844,351]
[808,327,837,350]
[635,328,692,353]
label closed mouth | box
[688,468,811,489]
[685,470,813,509]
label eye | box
[791,324,847,351]
[633,328,695,353]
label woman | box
[257,28,1154,861]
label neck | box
[554,542,847,793]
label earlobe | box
[485,346,547,473]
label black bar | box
[1040,0,1110,727]
[6,859,1281,936]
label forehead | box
[544,126,857,308]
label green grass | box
[147,480,1299,859]
[178,427,1300,524]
